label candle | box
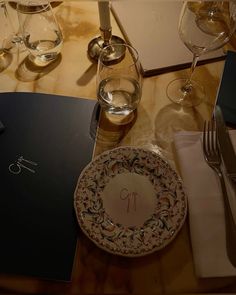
[98,1,111,31]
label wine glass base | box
[0,49,13,72]
[28,53,60,67]
[166,78,205,107]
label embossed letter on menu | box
[9,156,38,175]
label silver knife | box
[214,105,236,183]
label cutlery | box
[214,105,236,184]
[203,120,236,267]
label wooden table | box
[0,1,236,294]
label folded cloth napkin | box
[174,131,236,278]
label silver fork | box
[203,120,236,267]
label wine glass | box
[167,1,236,107]
[97,43,142,119]
[17,0,63,67]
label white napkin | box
[174,131,236,278]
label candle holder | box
[88,27,126,63]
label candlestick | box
[87,1,126,63]
[98,1,111,31]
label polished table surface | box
[1,1,236,294]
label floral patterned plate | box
[74,146,187,257]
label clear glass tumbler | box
[17,0,63,66]
[97,43,142,116]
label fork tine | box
[214,120,219,154]
[203,121,207,156]
[205,120,215,150]
[207,120,211,154]
[203,119,217,158]
[210,119,219,155]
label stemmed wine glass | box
[167,1,236,107]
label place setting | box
[73,1,236,276]
[74,2,189,257]
[1,0,236,293]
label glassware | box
[0,0,13,71]
[17,0,63,66]
[166,1,236,107]
[3,1,25,53]
[0,1,11,49]
[195,1,225,35]
[97,43,142,117]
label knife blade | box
[214,105,236,182]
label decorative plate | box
[74,146,187,257]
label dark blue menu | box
[0,92,99,281]
[216,50,236,126]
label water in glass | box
[97,44,142,116]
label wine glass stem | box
[182,53,200,93]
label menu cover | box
[111,1,225,77]
[0,92,99,281]
[216,50,236,126]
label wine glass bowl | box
[167,1,236,107]
[195,2,231,36]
